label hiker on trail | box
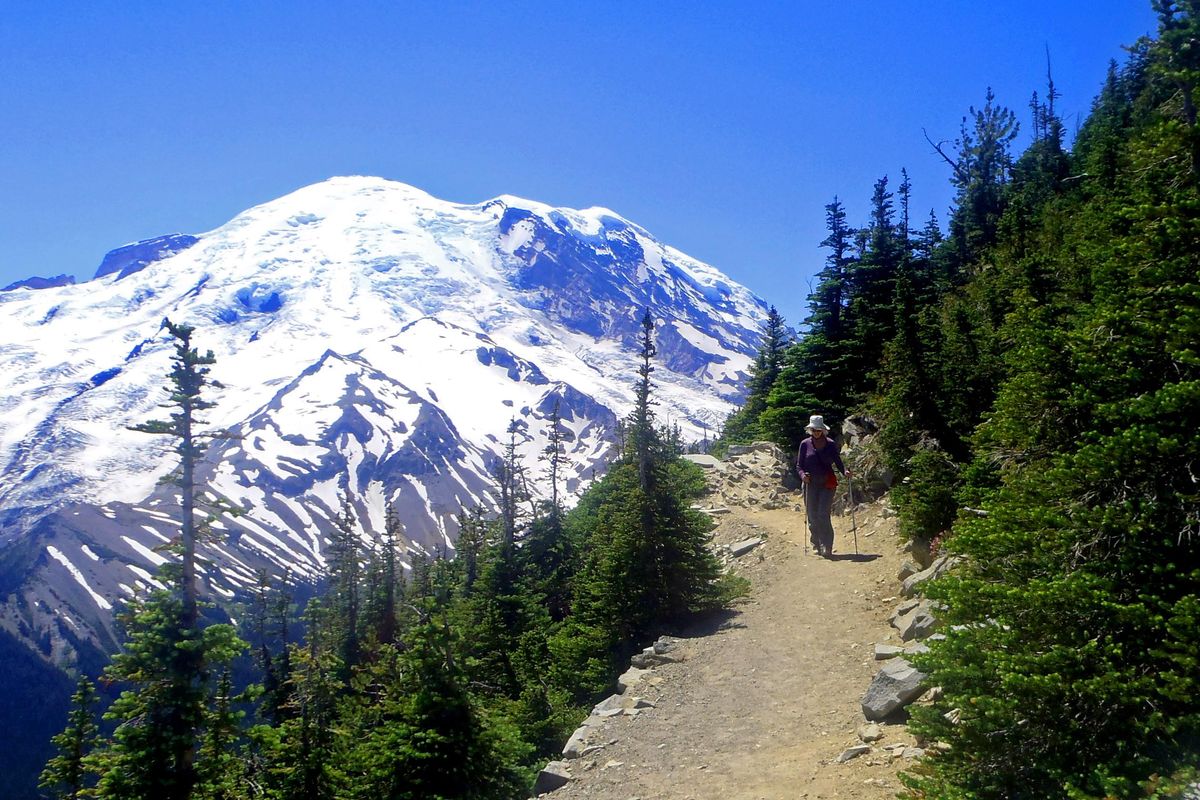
[796,415,850,558]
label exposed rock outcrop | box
[689,442,795,511]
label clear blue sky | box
[1,2,1160,326]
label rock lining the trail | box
[900,555,962,597]
[533,761,573,795]
[539,636,685,793]
[861,658,928,721]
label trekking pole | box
[847,473,859,555]
[800,478,810,555]
[801,481,809,555]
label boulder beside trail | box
[533,761,572,795]
[862,657,928,721]
[682,453,723,470]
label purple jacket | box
[795,436,845,483]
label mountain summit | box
[0,176,768,665]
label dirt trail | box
[548,497,916,800]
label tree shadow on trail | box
[679,608,744,638]
[828,553,882,563]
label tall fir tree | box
[760,197,858,448]
[721,306,789,446]
[86,319,247,800]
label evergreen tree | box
[631,309,659,492]
[494,419,532,547]
[261,600,345,800]
[93,584,246,800]
[557,311,725,693]
[326,501,363,677]
[39,677,99,800]
[521,400,575,621]
[760,197,858,448]
[929,87,1020,261]
[129,318,220,631]
[847,175,906,387]
[195,671,249,800]
[720,306,789,446]
[344,611,528,800]
[452,507,489,597]
[375,504,403,647]
[88,320,247,800]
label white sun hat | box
[806,415,830,432]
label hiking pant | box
[805,482,836,553]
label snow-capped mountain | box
[0,176,768,666]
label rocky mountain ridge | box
[0,176,769,667]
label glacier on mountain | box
[0,176,768,665]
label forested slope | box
[726,3,1199,797]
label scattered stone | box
[651,637,678,655]
[562,727,592,759]
[726,441,781,456]
[892,599,941,642]
[902,747,926,759]
[917,686,944,704]
[904,641,931,656]
[592,694,625,715]
[897,560,921,581]
[857,723,884,742]
[532,761,572,794]
[890,598,922,624]
[836,744,872,763]
[728,537,764,557]
[630,645,682,669]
